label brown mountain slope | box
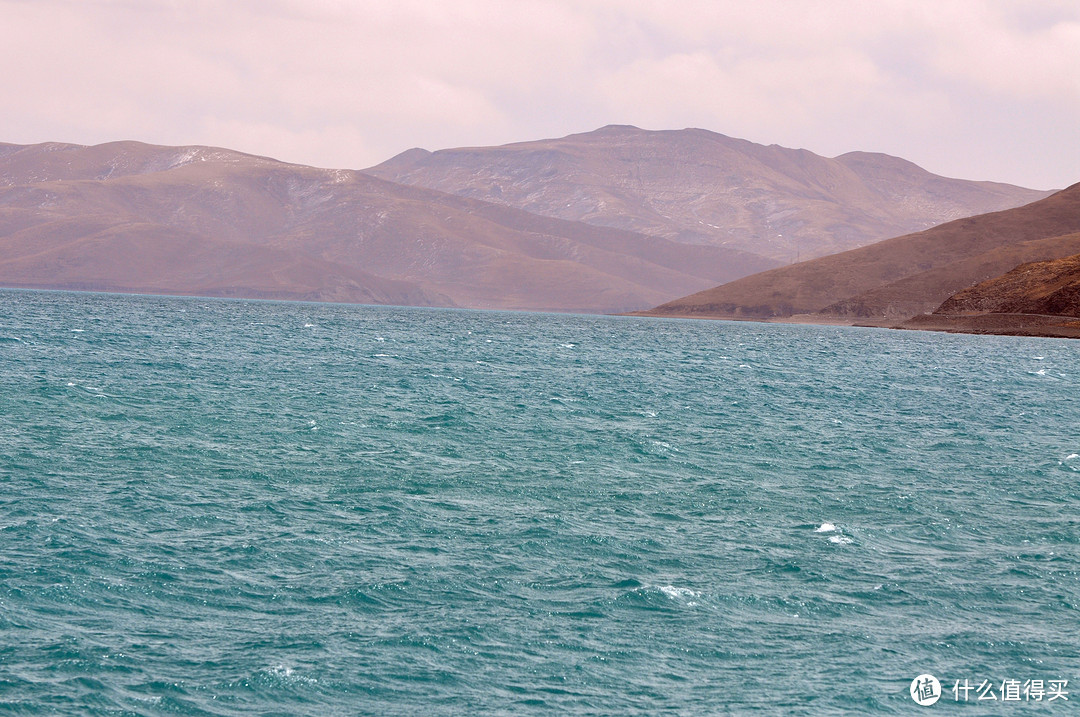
[0,141,778,313]
[640,183,1080,321]
[895,252,1080,338]
[821,230,1080,319]
[934,251,1080,317]
[365,125,1051,262]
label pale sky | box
[3,0,1077,189]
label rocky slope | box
[894,250,1080,338]
[638,183,1080,323]
[0,141,777,313]
[366,125,1051,262]
[933,251,1080,317]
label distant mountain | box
[366,125,1051,262]
[0,141,777,313]
[638,183,1080,324]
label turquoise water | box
[1,289,1077,715]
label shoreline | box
[628,309,1080,339]
[7,284,1080,340]
[895,312,1080,339]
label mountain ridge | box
[366,125,1051,262]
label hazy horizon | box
[2,0,1077,190]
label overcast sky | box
[3,0,1077,189]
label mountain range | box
[0,128,1059,315]
[0,140,776,313]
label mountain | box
[365,125,1051,262]
[0,141,778,313]
[896,251,1080,338]
[638,183,1080,323]
[933,251,1080,317]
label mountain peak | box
[593,124,643,133]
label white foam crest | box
[1065,454,1079,461]
[814,522,837,533]
[69,328,84,332]
[657,585,699,604]
[829,535,853,545]
[304,323,315,328]
[265,664,317,684]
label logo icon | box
[911,674,941,706]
